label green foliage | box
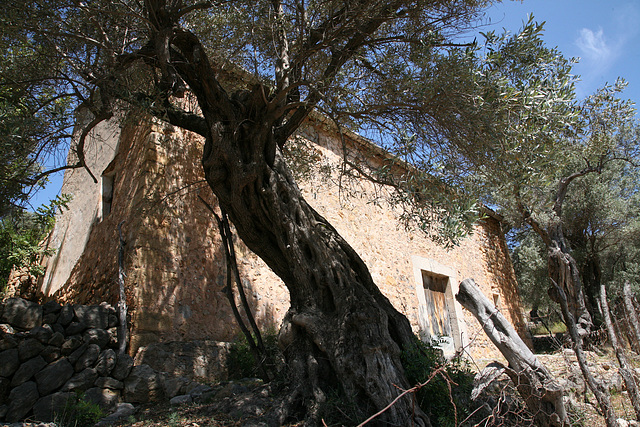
[401,338,475,427]
[0,194,69,289]
[227,329,281,381]
[55,392,104,427]
[167,411,183,427]
[529,321,566,336]
[510,228,552,311]
[0,35,77,214]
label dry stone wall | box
[0,297,223,423]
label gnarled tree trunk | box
[546,225,593,338]
[198,99,428,425]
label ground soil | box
[104,344,640,427]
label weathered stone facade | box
[41,110,529,362]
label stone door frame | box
[411,255,468,356]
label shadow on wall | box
[50,119,288,356]
[127,126,286,352]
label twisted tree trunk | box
[136,6,430,423]
[198,96,428,425]
[546,235,592,338]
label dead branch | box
[456,278,567,427]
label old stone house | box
[37,103,529,364]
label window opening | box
[492,292,501,310]
[101,173,115,219]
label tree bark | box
[456,278,567,427]
[546,232,593,338]
[600,283,640,420]
[196,98,428,425]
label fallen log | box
[456,278,567,427]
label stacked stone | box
[0,297,134,423]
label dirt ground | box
[103,345,640,427]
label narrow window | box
[101,173,115,219]
[492,292,501,310]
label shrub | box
[401,337,476,427]
[227,328,281,381]
[55,393,104,427]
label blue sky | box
[484,0,639,102]
[28,0,640,210]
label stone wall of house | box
[0,297,132,422]
[40,110,122,297]
[46,114,529,362]
[0,296,230,423]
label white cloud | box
[576,28,612,63]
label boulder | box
[51,323,65,335]
[1,298,42,330]
[111,354,133,380]
[74,305,110,329]
[61,336,83,355]
[190,383,215,403]
[32,391,73,422]
[10,356,47,387]
[0,332,17,351]
[65,321,87,336]
[42,312,59,326]
[0,348,20,377]
[84,386,120,411]
[48,331,65,347]
[84,328,111,349]
[0,324,15,334]
[18,338,45,361]
[29,325,54,344]
[170,394,193,406]
[107,327,119,348]
[42,300,61,315]
[96,402,135,426]
[95,349,117,376]
[95,376,124,390]
[6,380,39,422]
[163,375,190,398]
[57,305,74,326]
[62,368,99,392]
[108,312,118,328]
[0,377,10,405]
[74,343,101,372]
[67,342,89,364]
[123,364,164,403]
[35,358,74,395]
[41,345,62,363]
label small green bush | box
[227,329,281,381]
[55,393,104,427]
[401,337,476,427]
[529,321,566,336]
